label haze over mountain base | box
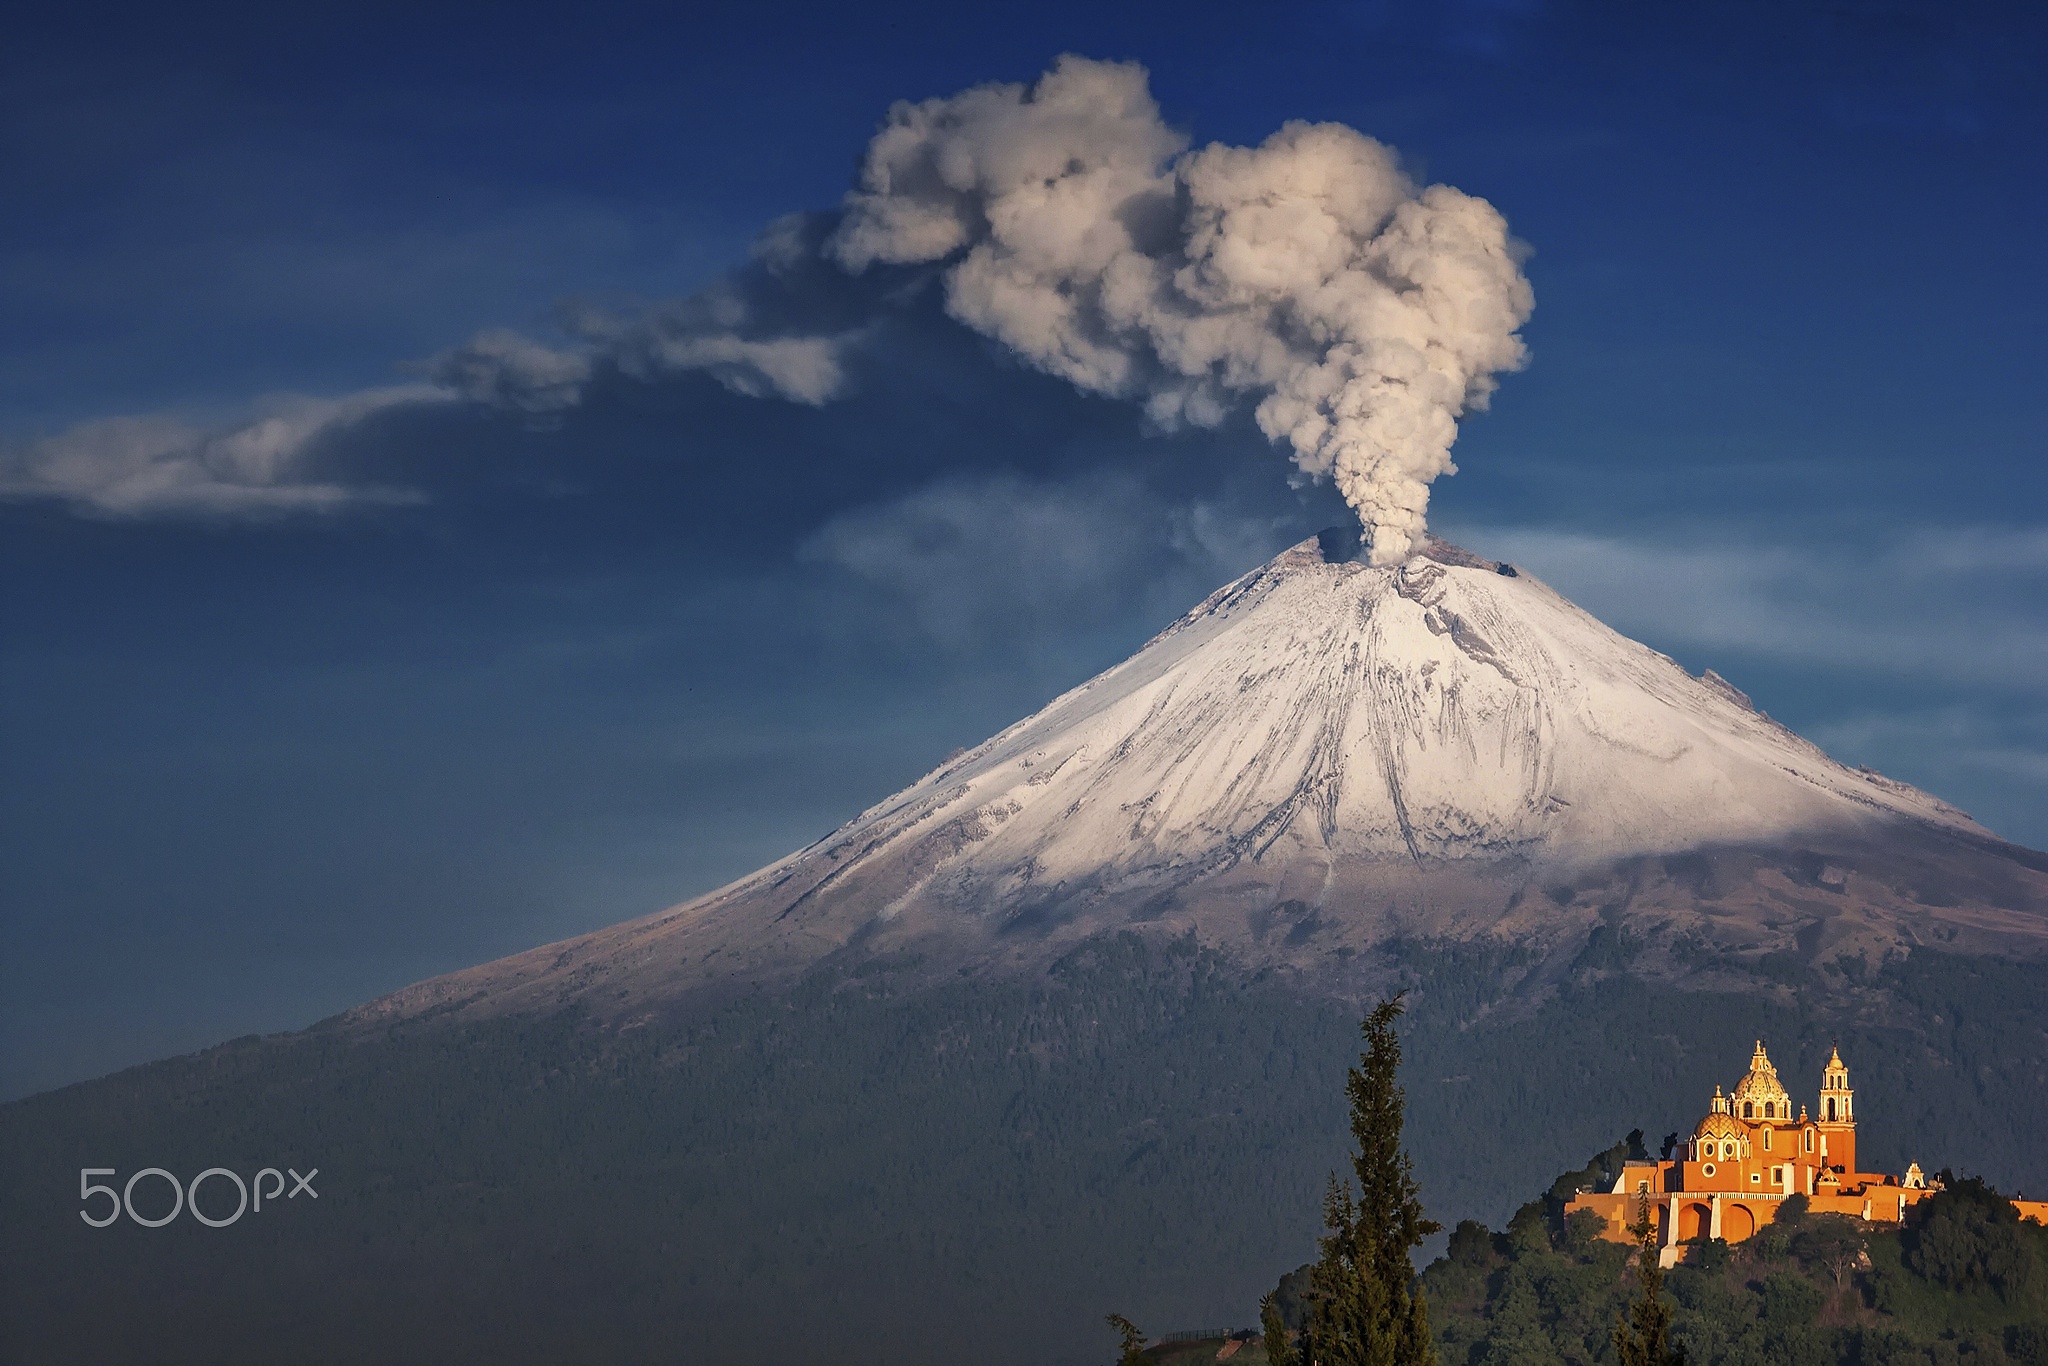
[5,533,2045,1364]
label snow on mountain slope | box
[358,531,2048,1023]
[809,529,1976,890]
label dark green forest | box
[1417,1146,2048,1365]
[3,934,2044,1365]
[1242,1143,2048,1366]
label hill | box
[1418,1146,2048,1365]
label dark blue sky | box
[4,0,2045,1098]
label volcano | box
[363,529,2048,1024]
[9,532,2048,1366]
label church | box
[1565,1041,2048,1265]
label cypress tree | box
[1306,995,1439,1366]
[1260,1291,1297,1366]
[1105,1313,1148,1366]
[1613,1199,1687,1366]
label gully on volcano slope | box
[357,530,2048,1024]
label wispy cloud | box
[1809,707,2048,781]
[0,386,450,518]
[2,216,869,519]
[798,472,1293,652]
[1460,522,2048,689]
[1804,704,2048,842]
[427,277,861,416]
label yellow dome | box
[1731,1040,1792,1114]
[1694,1111,1743,1142]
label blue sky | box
[4,0,2045,1097]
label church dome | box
[1694,1111,1743,1143]
[1731,1040,1792,1118]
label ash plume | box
[5,57,1531,542]
[829,56,1534,564]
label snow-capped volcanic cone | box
[365,530,2048,1022]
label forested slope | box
[3,936,2043,1365]
[1417,1150,2048,1365]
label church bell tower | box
[1817,1046,1857,1173]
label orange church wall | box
[1562,1189,1794,1247]
[1680,1161,1747,1193]
[1564,1185,2034,1250]
[1568,1192,1644,1245]
[1809,1194,1872,1220]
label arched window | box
[1804,1129,1814,1153]
[1826,1098,1836,1121]
[1765,1102,1776,1118]
[1744,1102,1754,1118]
[1763,1128,1772,1150]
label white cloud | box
[616,329,847,405]
[8,206,864,522]
[1808,707,2048,779]
[1459,522,2048,688]
[0,386,451,518]
[1803,705,2048,846]
[433,296,858,414]
[798,473,1290,649]
[429,330,591,414]
[429,286,856,414]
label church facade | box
[1565,1041,2048,1265]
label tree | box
[1612,1196,1687,1366]
[1262,1291,1298,1366]
[1903,1175,2039,1302]
[1562,1206,1610,1255]
[1305,995,1439,1366]
[1789,1213,1865,1300]
[1106,1313,1148,1366]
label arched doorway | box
[1678,1202,1711,1242]
[1723,1203,1756,1241]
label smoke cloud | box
[430,297,853,415]
[829,56,1533,564]
[0,386,447,518]
[5,56,1530,547]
